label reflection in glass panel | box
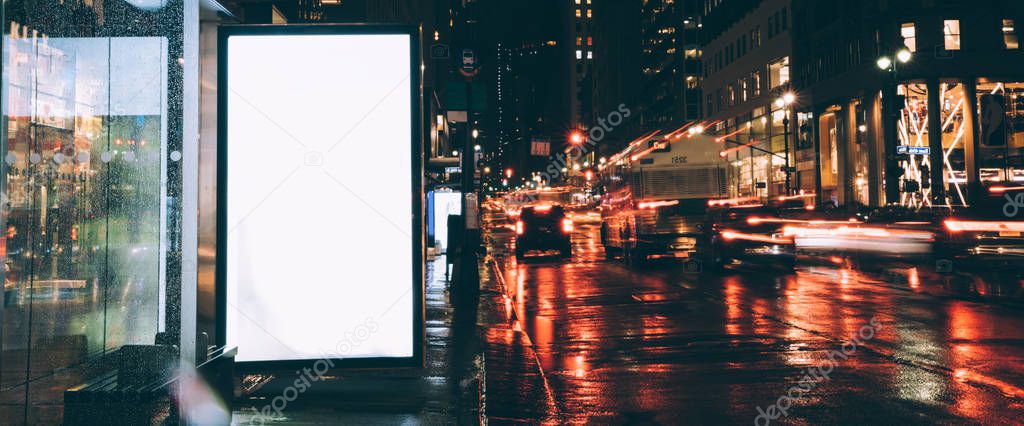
[2,0,181,423]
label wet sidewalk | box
[476,255,559,424]
[231,255,481,425]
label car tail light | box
[515,221,524,235]
[638,200,679,209]
[944,219,1024,233]
[562,218,574,233]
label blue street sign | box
[897,146,931,155]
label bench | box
[63,344,236,425]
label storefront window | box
[749,110,769,198]
[818,111,837,202]
[897,83,933,207]
[939,83,967,205]
[2,0,185,423]
[976,81,1024,184]
[853,102,870,206]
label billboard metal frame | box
[216,24,424,371]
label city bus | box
[598,131,729,267]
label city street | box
[482,211,1024,425]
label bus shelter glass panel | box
[2,1,184,423]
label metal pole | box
[461,81,473,214]
[784,109,792,195]
[883,62,901,204]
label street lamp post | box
[878,48,912,204]
[776,92,796,195]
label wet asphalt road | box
[483,211,1024,425]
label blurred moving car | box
[705,201,798,270]
[515,204,572,260]
[787,196,1024,271]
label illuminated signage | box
[218,26,422,367]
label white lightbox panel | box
[224,33,414,363]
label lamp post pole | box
[783,108,792,195]
[878,48,912,205]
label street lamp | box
[896,48,912,64]
[876,56,893,70]
[472,128,479,139]
[474,144,481,151]
[569,130,585,145]
[776,91,796,195]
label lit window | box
[587,51,593,59]
[768,56,789,89]
[1004,19,1019,49]
[577,37,582,45]
[587,37,593,46]
[576,50,583,59]
[575,0,580,3]
[587,9,592,19]
[901,22,916,52]
[944,19,961,50]
[575,9,581,18]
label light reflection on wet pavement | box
[483,212,1024,425]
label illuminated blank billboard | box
[218,26,422,367]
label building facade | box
[792,0,1024,208]
[701,0,798,200]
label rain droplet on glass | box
[170,151,182,162]
[101,152,113,163]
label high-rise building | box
[591,0,643,155]
[480,0,572,180]
[638,0,703,133]
[569,0,596,130]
